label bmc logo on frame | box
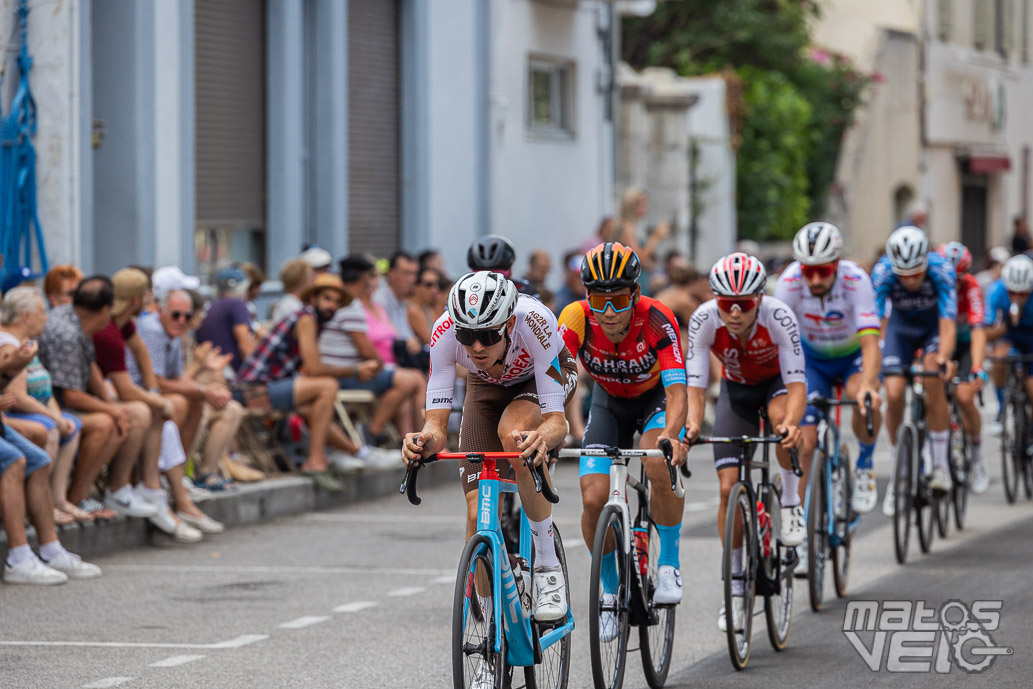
[843,599,1012,674]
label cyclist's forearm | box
[985,322,1007,341]
[538,411,568,450]
[858,334,881,390]
[784,382,806,427]
[417,409,450,454]
[938,318,956,362]
[971,328,988,372]
[686,386,706,428]
[663,383,687,438]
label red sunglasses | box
[716,296,760,313]
[800,263,836,279]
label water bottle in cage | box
[633,526,649,577]
[756,501,771,558]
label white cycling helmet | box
[709,252,767,296]
[1002,255,1033,293]
[793,222,843,265]
[886,226,929,275]
[447,271,518,329]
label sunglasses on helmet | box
[587,293,633,314]
[800,263,836,279]
[454,325,507,347]
[716,296,760,314]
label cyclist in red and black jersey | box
[559,243,688,617]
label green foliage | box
[736,68,812,240]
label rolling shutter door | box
[348,0,400,257]
[195,0,267,254]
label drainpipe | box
[476,0,491,236]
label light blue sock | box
[600,551,619,595]
[856,441,875,471]
[656,523,681,569]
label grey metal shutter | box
[195,0,267,238]
[348,0,400,257]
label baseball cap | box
[112,268,150,314]
[215,267,249,292]
[301,246,333,270]
[152,266,201,300]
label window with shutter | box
[938,0,953,41]
[975,0,990,49]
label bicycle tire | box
[638,518,676,689]
[950,421,969,531]
[1023,402,1033,499]
[806,445,827,612]
[453,535,509,689]
[589,505,630,689]
[893,425,914,565]
[831,443,852,599]
[1003,394,1020,504]
[916,437,934,555]
[723,481,755,671]
[525,525,571,689]
[762,482,792,651]
[934,480,951,539]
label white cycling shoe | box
[652,565,683,605]
[971,461,991,495]
[882,482,896,518]
[717,597,747,632]
[533,566,568,622]
[930,467,951,496]
[780,505,806,547]
[852,469,878,514]
[794,540,809,579]
[598,593,618,643]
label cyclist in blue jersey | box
[986,255,1033,413]
[873,226,957,516]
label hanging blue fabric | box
[0,0,48,293]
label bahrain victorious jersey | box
[558,296,686,398]
[685,297,807,387]
[426,295,569,414]
[773,259,880,360]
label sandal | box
[61,502,95,523]
[53,508,75,526]
[195,472,237,493]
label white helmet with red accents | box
[447,270,518,329]
[709,252,767,296]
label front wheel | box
[1002,395,1020,504]
[525,525,571,689]
[915,437,935,555]
[762,482,792,651]
[453,535,508,689]
[806,448,827,612]
[589,506,630,689]
[893,425,915,565]
[639,519,676,689]
[723,482,756,671]
[951,424,970,531]
[830,443,852,599]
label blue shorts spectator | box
[4,412,82,445]
[0,423,52,476]
[339,368,395,395]
[232,378,296,412]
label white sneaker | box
[930,467,951,495]
[882,482,896,518]
[598,593,618,642]
[971,461,991,495]
[652,565,682,605]
[780,505,806,547]
[717,597,746,632]
[853,469,878,514]
[533,566,568,622]
[366,447,400,468]
[4,555,68,585]
[471,658,494,689]
[177,511,225,534]
[105,485,159,518]
[794,541,808,579]
[987,419,1004,437]
[181,475,213,503]
[171,521,203,544]
[330,451,367,473]
[41,550,102,580]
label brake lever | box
[779,430,804,477]
[659,438,677,492]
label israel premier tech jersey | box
[773,259,880,360]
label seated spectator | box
[36,277,144,521]
[361,264,402,366]
[240,262,267,334]
[196,267,254,374]
[42,265,83,309]
[128,289,241,532]
[325,256,423,446]
[92,269,205,542]
[151,266,200,303]
[300,245,333,275]
[1,338,102,584]
[418,248,446,275]
[236,274,370,491]
[553,251,585,315]
[408,267,444,346]
[373,250,422,360]
[0,288,89,524]
[523,249,552,296]
[270,259,314,323]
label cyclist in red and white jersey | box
[683,252,807,633]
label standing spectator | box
[897,199,929,230]
[373,250,419,345]
[0,288,90,524]
[300,245,333,275]
[618,187,670,272]
[1012,216,1031,255]
[523,250,552,296]
[976,246,1011,292]
[196,267,254,373]
[578,216,617,253]
[271,259,314,323]
[408,267,444,346]
[655,262,711,341]
[37,276,154,520]
[553,252,585,316]
[42,265,83,309]
[236,274,367,491]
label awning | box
[966,154,1011,174]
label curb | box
[0,460,456,563]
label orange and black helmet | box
[580,242,641,293]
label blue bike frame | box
[805,414,860,548]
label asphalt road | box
[3,430,1032,689]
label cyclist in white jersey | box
[774,223,883,518]
[403,271,578,625]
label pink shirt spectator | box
[364,301,398,364]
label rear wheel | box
[830,443,852,598]
[525,526,571,689]
[1022,400,1033,500]
[453,536,508,689]
[915,437,934,555]
[639,519,676,689]
[892,425,914,565]
[950,423,969,531]
[723,482,755,671]
[589,506,630,689]
[1002,395,1020,504]
[762,483,792,651]
[806,446,827,612]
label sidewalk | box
[0,451,455,563]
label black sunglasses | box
[454,326,506,347]
[170,310,195,321]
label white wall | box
[811,0,921,68]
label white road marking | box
[333,601,378,613]
[279,616,331,629]
[149,655,206,668]
[106,564,452,577]
[1,634,269,650]
[83,678,134,688]
[210,634,269,649]
[430,575,454,584]
[387,586,426,597]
